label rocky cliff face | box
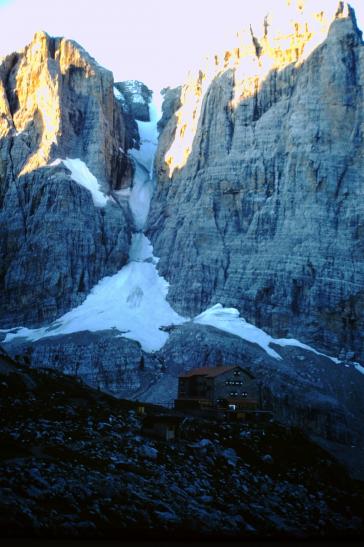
[113,80,153,150]
[0,32,148,327]
[148,3,364,360]
[114,80,153,123]
[0,30,132,188]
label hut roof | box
[179,365,255,379]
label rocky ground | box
[0,348,363,541]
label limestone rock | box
[151,323,364,450]
[157,86,182,133]
[7,319,364,473]
[1,354,363,536]
[0,32,145,327]
[113,80,153,151]
[154,86,182,182]
[3,330,160,398]
[114,80,152,122]
[0,30,133,189]
[148,4,364,359]
[0,164,131,327]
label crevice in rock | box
[3,53,19,117]
[9,140,27,240]
[250,25,262,58]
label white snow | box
[3,232,186,352]
[51,158,108,207]
[114,187,131,198]
[113,86,126,103]
[128,93,146,105]
[193,303,341,363]
[273,337,341,364]
[130,102,160,175]
[128,162,153,231]
[194,304,282,359]
[128,99,160,230]
[354,363,364,375]
[129,232,156,263]
[4,100,187,353]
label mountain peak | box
[0,31,132,186]
[162,1,361,178]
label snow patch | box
[51,158,108,207]
[354,363,364,375]
[273,337,341,364]
[3,98,347,369]
[128,163,153,231]
[194,303,341,363]
[194,304,282,359]
[113,86,126,103]
[130,102,160,175]
[128,99,160,229]
[3,99,182,353]
[129,233,155,263]
[4,241,187,352]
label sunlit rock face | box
[148,2,364,359]
[0,32,141,328]
[158,0,349,180]
[0,30,133,189]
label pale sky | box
[0,0,363,99]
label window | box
[228,404,237,411]
[230,391,238,397]
[234,370,241,376]
[241,392,248,398]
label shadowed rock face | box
[0,31,145,327]
[4,321,364,479]
[0,165,131,327]
[148,7,364,360]
[113,80,153,151]
[114,80,153,123]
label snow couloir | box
[2,97,352,367]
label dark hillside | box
[0,349,363,540]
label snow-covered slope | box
[194,304,340,363]
[3,233,185,352]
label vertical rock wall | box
[0,32,141,327]
[148,5,364,359]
